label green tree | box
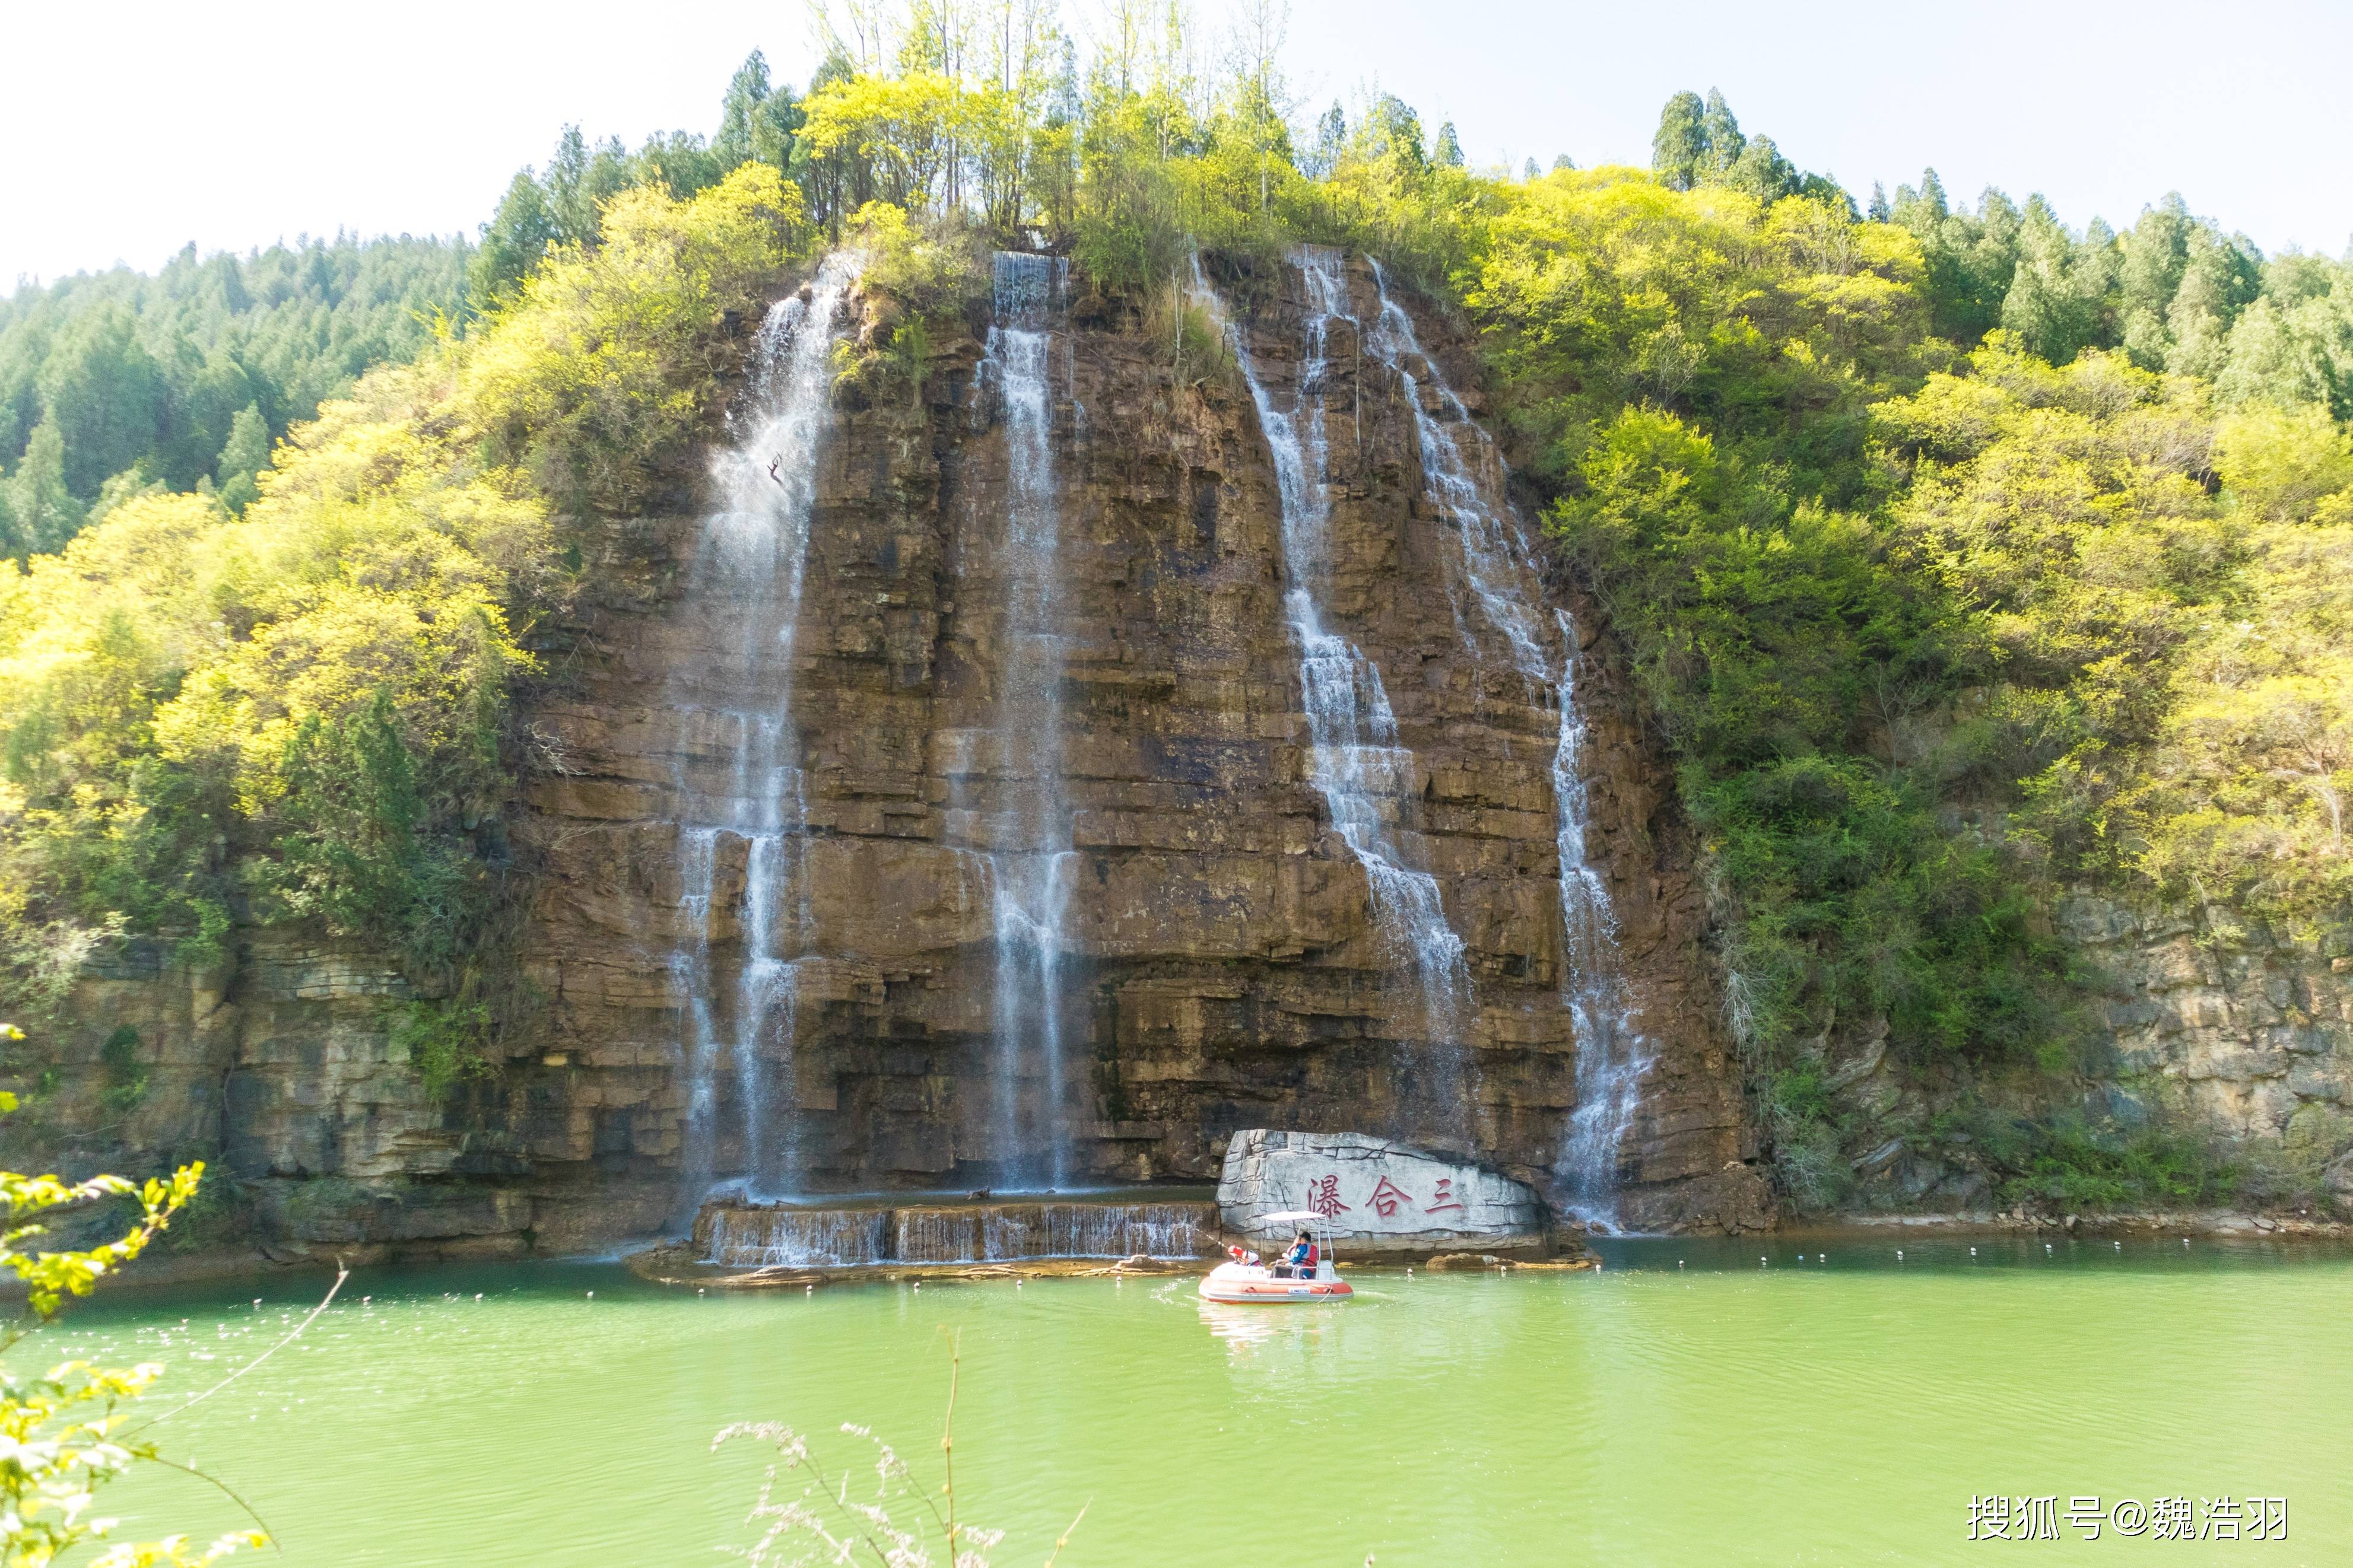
[1304,101,1345,180]
[34,304,166,499]
[2000,196,2107,364]
[2,419,82,557]
[1652,90,1706,190]
[715,50,776,167]
[1726,133,1797,203]
[468,170,561,307]
[265,688,480,975]
[1360,93,1427,174]
[1697,88,1744,182]
[214,402,270,516]
[1433,120,1465,168]
[714,49,802,175]
[2167,222,2263,377]
[2118,193,2193,367]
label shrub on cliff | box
[459,163,811,514]
[0,373,547,993]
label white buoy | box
[1969,1247,1977,1256]
[2183,1238,2191,1248]
[586,1291,593,1299]
[2045,1244,2053,1254]
[1896,1250,1903,1260]
[1678,1260,1685,1269]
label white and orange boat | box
[1198,1210,1354,1304]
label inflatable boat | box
[1198,1210,1354,1303]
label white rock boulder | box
[1217,1130,1544,1255]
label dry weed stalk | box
[715,1330,1085,1567]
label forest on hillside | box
[4,0,2351,1211]
[0,238,471,555]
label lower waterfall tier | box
[693,1194,1224,1267]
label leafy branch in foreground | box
[2,1023,265,1568]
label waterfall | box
[1364,261,1653,1228]
[974,251,1077,1189]
[1192,248,1471,1078]
[696,1198,1217,1267]
[700,1205,891,1268]
[667,253,861,1214]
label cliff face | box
[1830,891,2353,1210]
[21,255,1769,1254]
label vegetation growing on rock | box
[4,0,2351,1216]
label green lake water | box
[41,1236,2345,1565]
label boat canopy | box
[1255,1210,1332,1226]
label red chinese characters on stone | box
[1425,1178,1465,1214]
[1306,1175,1351,1218]
[1367,1177,1409,1218]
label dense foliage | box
[0,237,470,558]
[6,2,2351,1210]
[0,166,804,1095]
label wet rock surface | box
[25,255,1768,1254]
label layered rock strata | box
[20,254,1769,1253]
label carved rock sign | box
[1217,1130,1544,1255]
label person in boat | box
[1278,1229,1318,1278]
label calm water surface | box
[44,1236,2344,1565]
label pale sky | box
[7,0,2349,288]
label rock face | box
[1827,890,2353,1210]
[2058,894,2353,1138]
[507,252,1761,1233]
[18,252,1770,1254]
[1217,1128,1541,1254]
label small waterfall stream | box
[1363,261,1653,1226]
[668,254,860,1210]
[976,252,1077,1188]
[1195,249,1471,1082]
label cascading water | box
[1364,260,1653,1227]
[667,253,861,1215]
[699,1206,891,1268]
[973,252,1078,1189]
[1193,249,1471,1077]
[696,1199,1218,1267]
